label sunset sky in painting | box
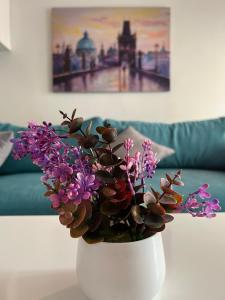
[52,7,170,54]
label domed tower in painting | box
[76,31,96,69]
[76,31,96,56]
[118,21,136,68]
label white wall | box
[0,0,11,50]
[0,0,225,126]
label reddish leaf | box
[71,108,76,120]
[96,126,106,134]
[147,203,166,216]
[166,173,173,183]
[96,170,115,183]
[173,180,184,186]
[89,213,103,232]
[59,211,74,226]
[101,187,117,198]
[100,201,122,216]
[159,195,177,205]
[83,232,104,244]
[70,223,89,238]
[131,205,144,224]
[163,214,174,223]
[102,128,117,143]
[70,202,87,228]
[61,120,70,126]
[69,117,84,133]
[112,143,124,153]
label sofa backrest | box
[2,116,225,172]
[107,117,225,170]
[0,117,103,174]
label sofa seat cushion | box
[0,173,55,215]
[0,169,224,215]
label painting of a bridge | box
[52,7,170,93]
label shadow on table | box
[40,284,89,300]
[0,270,89,300]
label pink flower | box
[124,138,134,152]
[49,189,68,208]
[197,184,211,199]
[52,163,73,183]
[181,185,221,218]
[203,199,221,218]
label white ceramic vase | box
[76,233,165,300]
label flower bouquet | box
[12,109,221,300]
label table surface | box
[0,214,225,300]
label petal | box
[199,191,211,199]
[83,192,91,200]
[200,183,209,190]
[76,172,83,181]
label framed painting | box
[52,7,170,93]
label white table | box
[0,214,225,300]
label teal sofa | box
[1,117,225,215]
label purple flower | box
[67,173,99,205]
[141,139,158,179]
[49,189,68,208]
[52,163,73,183]
[67,183,80,203]
[11,122,65,169]
[142,139,152,151]
[203,198,221,218]
[197,184,211,199]
[185,197,201,209]
[124,138,134,152]
[181,185,221,218]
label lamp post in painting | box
[154,43,159,73]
